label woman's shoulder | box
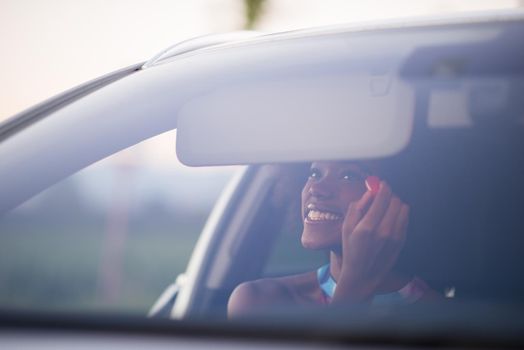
[397,275,445,303]
[228,272,317,318]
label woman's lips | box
[304,203,343,223]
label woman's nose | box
[308,178,335,199]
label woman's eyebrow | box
[341,163,371,175]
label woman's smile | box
[304,203,343,223]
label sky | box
[3,0,523,213]
[1,0,522,123]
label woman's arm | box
[228,279,292,319]
[332,182,410,304]
[228,282,258,318]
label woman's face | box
[301,161,371,250]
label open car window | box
[0,130,237,313]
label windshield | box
[1,13,524,349]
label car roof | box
[1,9,523,213]
[145,8,524,68]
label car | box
[1,8,524,349]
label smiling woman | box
[227,160,441,318]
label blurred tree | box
[243,0,266,29]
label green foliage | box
[243,0,266,29]
[0,217,200,314]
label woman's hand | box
[332,181,409,304]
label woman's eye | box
[342,172,360,181]
[309,169,320,180]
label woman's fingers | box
[356,181,392,234]
[393,203,410,242]
[376,196,402,239]
[342,190,374,235]
[375,197,409,261]
[369,203,409,279]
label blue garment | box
[317,263,424,305]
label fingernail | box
[365,176,380,194]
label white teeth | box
[306,210,341,221]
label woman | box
[228,161,441,318]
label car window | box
[0,130,237,314]
[1,16,524,349]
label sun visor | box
[176,71,414,166]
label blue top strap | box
[316,263,423,305]
[317,263,336,299]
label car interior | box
[173,78,524,320]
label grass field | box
[0,214,202,314]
